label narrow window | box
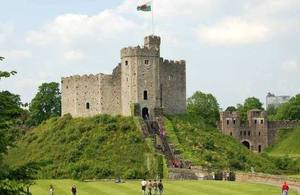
[254,119,257,124]
[248,131,251,136]
[125,60,128,65]
[144,90,148,100]
[230,132,232,136]
[226,120,229,125]
[259,132,261,136]
[233,119,236,124]
[260,120,263,124]
[145,59,149,64]
[86,102,90,109]
[244,131,246,136]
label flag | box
[137,1,151,12]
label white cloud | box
[196,17,270,45]
[64,50,84,61]
[281,60,300,73]
[26,10,138,45]
[0,50,32,59]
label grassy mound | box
[5,114,165,179]
[30,180,299,195]
[164,114,298,174]
[266,128,300,158]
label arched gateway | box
[241,140,250,149]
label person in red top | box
[282,181,289,195]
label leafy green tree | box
[187,91,220,126]
[237,97,263,122]
[0,57,17,80]
[267,105,277,121]
[0,57,38,194]
[28,82,61,126]
[275,94,300,120]
[225,106,236,112]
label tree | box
[275,94,300,120]
[187,91,220,126]
[28,82,61,126]
[225,106,237,112]
[237,97,263,121]
[0,56,17,80]
[0,57,38,194]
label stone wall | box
[159,59,186,114]
[236,172,300,190]
[61,74,102,117]
[267,120,300,145]
[61,71,122,117]
[168,168,198,180]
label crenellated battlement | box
[121,46,159,58]
[62,73,114,83]
[162,59,186,66]
[220,111,240,119]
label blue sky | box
[0,0,300,109]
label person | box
[282,181,289,195]
[153,180,158,195]
[158,180,164,195]
[71,184,77,195]
[147,180,153,195]
[49,185,54,195]
[115,176,121,183]
[141,179,147,195]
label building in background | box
[266,92,290,109]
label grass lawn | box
[30,180,298,195]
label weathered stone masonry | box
[218,109,300,152]
[61,35,186,118]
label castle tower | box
[219,111,241,138]
[120,35,162,118]
[144,35,161,51]
[246,109,268,152]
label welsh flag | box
[137,1,152,12]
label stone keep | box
[61,35,186,118]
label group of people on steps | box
[141,179,164,195]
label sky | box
[0,0,300,109]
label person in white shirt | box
[141,179,147,195]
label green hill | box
[5,114,165,179]
[5,113,299,180]
[265,128,300,158]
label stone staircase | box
[142,118,190,169]
[141,117,214,179]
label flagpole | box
[151,0,154,35]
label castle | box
[218,109,300,152]
[61,35,186,118]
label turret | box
[144,35,161,51]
